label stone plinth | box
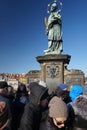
[36,54,71,93]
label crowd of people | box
[0,80,87,130]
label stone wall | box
[64,68,85,90]
[26,68,85,90]
[26,70,41,83]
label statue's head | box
[50,2,57,12]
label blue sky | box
[0,0,87,76]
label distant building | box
[0,73,27,90]
[26,70,40,84]
[0,70,85,91]
[7,79,18,91]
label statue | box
[44,0,63,55]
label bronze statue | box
[44,0,63,55]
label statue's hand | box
[44,17,48,27]
[46,27,49,35]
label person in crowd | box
[16,83,29,104]
[46,96,68,130]
[0,81,12,130]
[58,83,71,104]
[12,83,29,130]
[69,84,83,103]
[48,83,71,104]
[0,101,10,130]
[66,84,83,129]
[7,85,15,103]
[0,81,14,106]
[59,84,68,91]
[18,82,49,130]
[38,81,49,130]
[68,95,87,130]
[67,84,83,118]
[47,85,65,102]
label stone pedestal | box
[36,54,71,93]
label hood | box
[69,85,83,102]
[72,95,87,120]
[29,82,48,106]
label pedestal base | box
[36,54,71,93]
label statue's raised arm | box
[44,0,63,55]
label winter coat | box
[68,95,87,130]
[12,98,26,130]
[18,82,48,130]
[39,108,49,130]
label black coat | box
[18,82,48,130]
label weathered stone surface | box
[64,69,85,90]
[36,54,71,64]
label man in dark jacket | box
[18,82,49,130]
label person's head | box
[40,89,49,109]
[69,84,83,102]
[51,2,57,12]
[49,96,68,128]
[0,81,8,94]
[59,83,68,91]
[39,81,49,108]
[29,82,49,108]
[17,83,28,97]
[0,101,9,130]
[55,87,63,97]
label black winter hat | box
[0,81,8,89]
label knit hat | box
[49,96,68,118]
[0,101,9,129]
[59,83,68,90]
[69,85,83,102]
[0,81,8,89]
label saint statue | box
[44,0,63,55]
